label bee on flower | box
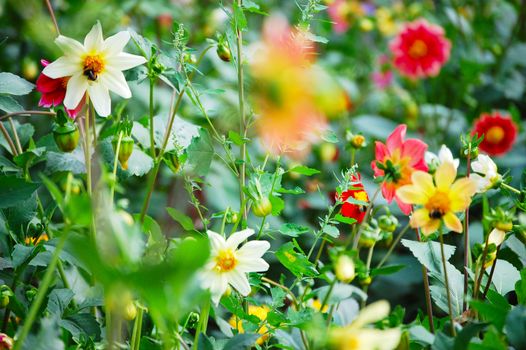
[371,124,428,214]
[396,161,477,235]
[200,229,270,305]
[42,22,147,116]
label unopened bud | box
[335,255,355,283]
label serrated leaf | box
[228,130,244,145]
[0,72,35,95]
[0,175,40,209]
[276,242,318,278]
[0,94,23,113]
[401,239,456,275]
[491,259,520,295]
[186,128,214,176]
[323,225,339,238]
[279,223,309,237]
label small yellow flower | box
[229,305,270,345]
[396,161,477,236]
[310,298,329,313]
[24,233,49,245]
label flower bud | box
[378,215,398,233]
[319,143,339,163]
[22,58,38,80]
[253,196,272,217]
[0,285,12,309]
[25,287,37,302]
[335,255,355,283]
[226,210,239,224]
[123,301,137,321]
[347,132,366,149]
[184,52,197,65]
[53,123,80,153]
[186,312,200,329]
[112,136,134,170]
[216,42,232,62]
[358,275,372,287]
[461,145,479,159]
[494,221,513,232]
[488,228,506,247]
[164,150,182,174]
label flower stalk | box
[438,225,456,336]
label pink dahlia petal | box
[395,195,413,214]
[374,141,389,162]
[402,138,427,166]
[386,124,406,151]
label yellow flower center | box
[425,191,450,219]
[82,54,105,81]
[485,126,505,144]
[409,39,428,59]
[341,336,360,350]
[354,191,369,202]
[215,249,237,272]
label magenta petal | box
[381,183,395,203]
[374,141,389,161]
[386,124,406,151]
[402,138,428,166]
[396,196,413,214]
[66,95,86,118]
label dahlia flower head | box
[371,124,428,214]
[390,19,451,79]
[472,111,518,156]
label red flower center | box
[408,39,428,59]
[485,126,505,144]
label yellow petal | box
[435,161,456,191]
[410,208,431,227]
[421,219,440,236]
[443,212,462,233]
[449,178,477,211]
[411,171,435,197]
[397,185,427,205]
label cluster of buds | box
[460,133,483,159]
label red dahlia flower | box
[371,124,428,214]
[389,19,451,79]
[36,60,85,118]
[472,111,518,156]
[338,173,369,223]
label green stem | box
[473,233,491,300]
[130,306,144,350]
[0,110,55,121]
[84,101,92,196]
[235,0,247,225]
[110,131,123,203]
[0,121,18,155]
[463,148,471,312]
[149,78,156,159]
[319,278,336,312]
[415,225,435,333]
[13,228,70,350]
[351,187,381,249]
[438,226,456,336]
[192,298,210,350]
[8,117,22,154]
[376,223,410,268]
[501,182,521,194]
[44,0,60,35]
[139,160,161,223]
[482,245,500,299]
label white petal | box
[207,230,226,253]
[55,35,85,56]
[237,240,270,259]
[64,74,88,110]
[209,273,228,306]
[42,56,81,79]
[424,151,437,165]
[84,21,104,52]
[100,69,131,98]
[103,31,131,56]
[87,83,111,116]
[106,52,147,71]
[227,270,251,296]
[352,300,390,328]
[356,329,402,350]
[236,258,269,273]
[225,229,254,250]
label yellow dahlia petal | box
[443,212,462,233]
[411,171,435,196]
[397,185,428,205]
[421,219,440,236]
[435,161,456,191]
[449,178,477,211]
[410,208,431,227]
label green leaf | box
[0,72,35,95]
[0,121,34,153]
[322,225,339,238]
[270,195,285,216]
[401,239,456,275]
[22,317,64,350]
[129,30,153,59]
[429,263,464,317]
[125,147,154,177]
[232,1,247,31]
[45,150,86,175]
[186,128,214,176]
[515,268,526,305]
[276,242,318,278]
[432,331,453,350]
[11,244,37,269]
[166,207,195,231]
[470,300,508,331]
[453,322,487,350]
[279,223,309,237]
[271,287,287,308]
[46,288,74,316]
[228,130,245,145]
[491,259,520,295]
[2,194,37,234]
[60,313,101,341]
[289,165,320,176]
[334,214,357,225]
[504,305,526,350]
[370,264,406,277]
[277,186,305,195]
[0,175,40,209]
[0,155,20,174]
[0,94,23,113]
[322,130,338,143]
[223,334,260,350]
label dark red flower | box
[36,60,85,118]
[472,111,518,156]
[337,173,369,223]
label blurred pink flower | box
[389,19,451,79]
[371,55,393,89]
[327,0,350,34]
